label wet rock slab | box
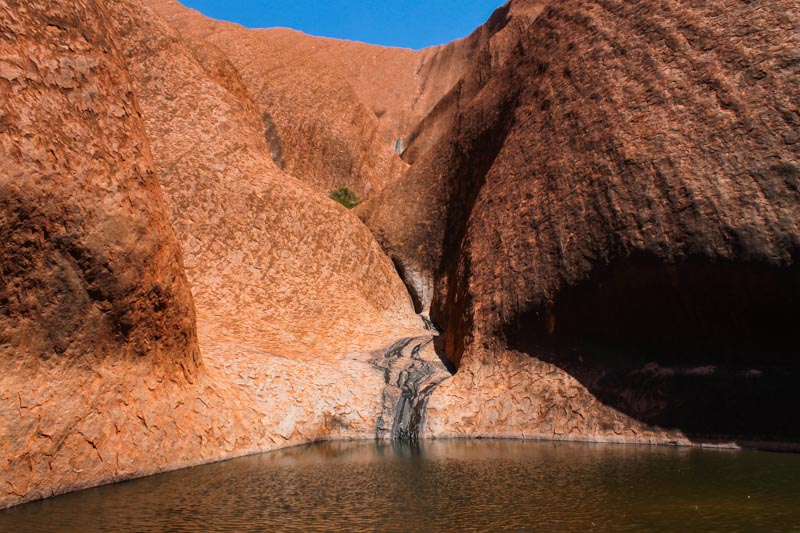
[371,336,453,441]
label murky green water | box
[2,440,799,532]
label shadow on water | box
[2,440,800,532]
[502,251,800,444]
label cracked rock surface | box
[362,0,800,443]
[371,336,452,441]
[2,0,799,510]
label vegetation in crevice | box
[329,187,362,209]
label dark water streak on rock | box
[372,336,452,441]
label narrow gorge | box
[1,0,798,509]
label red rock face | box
[365,0,800,442]
[0,0,200,372]
[142,0,407,199]
[107,0,425,359]
[2,0,799,511]
[0,0,200,504]
[1,0,432,510]
[142,0,532,200]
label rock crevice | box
[372,336,453,442]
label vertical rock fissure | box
[372,336,452,441]
[261,111,286,170]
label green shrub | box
[329,187,362,209]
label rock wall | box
[2,0,799,510]
[106,0,424,360]
[363,0,800,443]
[143,0,532,200]
[1,0,430,509]
[142,0,408,198]
[0,0,200,505]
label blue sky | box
[179,0,507,49]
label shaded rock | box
[3,0,800,511]
[364,0,800,442]
[0,0,200,505]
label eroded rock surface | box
[143,0,534,200]
[372,337,452,441]
[363,0,800,442]
[1,0,428,509]
[107,0,424,360]
[3,0,799,511]
[0,0,200,504]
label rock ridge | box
[2,0,799,511]
[362,0,800,443]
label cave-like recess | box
[504,252,800,442]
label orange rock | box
[364,0,800,442]
[1,0,430,509]
[0,0,200,505]
[3,0,799,511]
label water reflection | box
[2,440,799,532]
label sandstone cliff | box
[360,0,800,442]
[1,0,429,508]
[0,0,202,503]
[2,0,799,510]
[143,0,533,199]
[107,0,424,360]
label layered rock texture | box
[1,0,427,508]
[364,0,800,445]
[2,0,799,509]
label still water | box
[2,440,799,532]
